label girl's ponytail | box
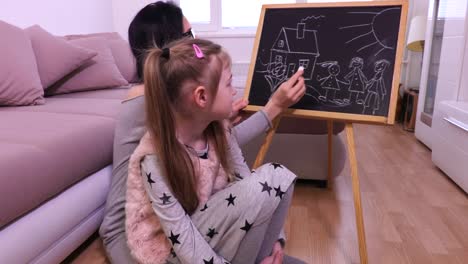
[143,48,199,214]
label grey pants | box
[106,183,305,264]
[231,184,306,264]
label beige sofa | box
[0,87,129,263]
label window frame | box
[175,0,309,35]
[299,59,310,69]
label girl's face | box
[209,66,236,120]
[375,62,387,72]
[330,65,340,75]
[352,61,362,68]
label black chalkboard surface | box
[244,1,408,124]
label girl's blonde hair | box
[143,38,232,214]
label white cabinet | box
[416,0,468,149]
[432,101,468,192]
[417,0,468,192]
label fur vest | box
[125,132,228,264]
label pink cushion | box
[65,32,121,41]
[0,21,44,106]
[108,38,138,83]
[65,32,138,83]
[46,37,128,95]
[25,25,98,88]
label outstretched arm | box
[344,70,353,81]
[231,69,306,146]
[232,110,272,146]
[339,79,350,86]
[380,79,387,99]
[359,69,368,83]
[317,76,327,82]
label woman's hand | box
[263,69,306,121]
[229,98,249,125]
[260,242,284,264]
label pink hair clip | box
[192,44,204,59]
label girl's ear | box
[193,85,208,108]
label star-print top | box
[139,130,251,264]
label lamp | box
[407,16,426,52]
[402,16,426,130]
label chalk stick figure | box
[317,61,348,102]
[344,57,367,104]
[362,59,390,114]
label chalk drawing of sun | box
[339,7,400,56]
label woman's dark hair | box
[128,1,184,81]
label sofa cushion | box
[65,32,138,83]
[64,32,121,41]
[4,97,121,118]
[108,38,138,83]
[0,20,44,106]
[50,86,130,100]
[0,105,119,228]
[46,37,128,95]
[25,25,97,88]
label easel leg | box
[345,123,368,264]
[327,120,333,189]
[253,117,282,169]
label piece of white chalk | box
[298,66,304,72]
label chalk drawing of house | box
[269,22,320,81]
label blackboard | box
[244,1,408,124]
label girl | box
[317,61,347,102]
[344,57,367,104]
[125,39,306,264]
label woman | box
[99,2,306,263]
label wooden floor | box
[67,124,468,264]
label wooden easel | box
[245,2,408,263]
[252,117,368,264]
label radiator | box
[231,62,250,94]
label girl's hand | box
[260,242,284,264]
[263,69,306,121]
[229,98,249,125]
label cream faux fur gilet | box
[125,132,228,264]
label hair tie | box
[161,47,170,59]
[192,44,204,59]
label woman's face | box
[183,16,192,35]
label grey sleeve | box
[140,155,228,264]
[112,96,146,171]
[232,110,272,147]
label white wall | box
[112,0,156,40]
[112,1,430,73]
[0,0,114,35]
[111,0,255,63]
